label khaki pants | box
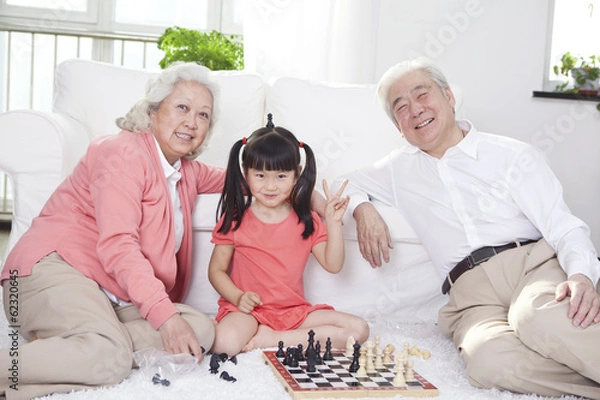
[0,252,215,400]
[439,239,600,398]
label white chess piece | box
[393,350,404,373]
[405,358,415,381]
[393,368,407,387]
[365,340,375,373]
[356,346,367,377]
[374,345,384,369]
[383,344,394,365]
[346,336,355,358]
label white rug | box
[0,309,585,400]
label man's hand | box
[237,291,262,314]
[353,202,393,268]
[555,273,600,328]
[158,313,204,361]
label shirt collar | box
[454,119,478,159]
[153,136,181,179]
[398,119,479,159]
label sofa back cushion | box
[266,77,403,187]
[52,59,266,168]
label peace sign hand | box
[322,179,350,224]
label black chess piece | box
[228,355,238,365]
[315,340,323,365]
[305,330,316,361]
[297,344,305,361]
[220,371,237,383]
[323,337,333,361]
[209,353,221,374]
[284,347,293,366]
[289,347,299,368]
[306,355,317,373]
[276,340,285,358]
[218,353,229,363]
[349,342,360,373]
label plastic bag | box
[133,347,201,384]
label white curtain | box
[243,0,381,84]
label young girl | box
[208,116,369,356]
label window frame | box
[542,0,600,92]
[0,0,240,39]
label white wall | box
[374,0,600,249]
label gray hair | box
[376,58,450,122]
[116,62,219,159]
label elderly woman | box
[0,62,224,399]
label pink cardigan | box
[2,130,224,329]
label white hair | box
[116,62,219,159]
[376,58,450,122]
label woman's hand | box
[158,313,204,361]
[237,291,262,313]
[322,179,350,224]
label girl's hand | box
[237,291,262,313]
[322,179,350,223]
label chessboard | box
[262,349,439,399]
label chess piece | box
[297,344,305,361]
[315,341,323,364]
[306,356,317,373]
[410,345,421,358]
[403,342,410,357]
[276,341,285,358]
[365,340,375,374]
[346,336,355,358]
[209,353,221,374]
[404,358,415,381]
[284,347,293,366]
[305,330,316,360]
[421,349,431,360]
[349,342,360,373]
[393,369,406,387]
[383,344,394,365]
[374,344,384,369]
[220,371,237,383]
[393,350,404,373]
[289,347,299,368]
[356,345,367,377]
[323,338,333,361]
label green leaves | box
[553,52,600,93]
[157,26,244,71]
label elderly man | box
[335,58,600,397]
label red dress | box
[212,208,334,330]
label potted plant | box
[157,26,244,71]
[553,52,600,95]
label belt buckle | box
[468,246,498,267]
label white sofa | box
[1,60,576,400]
[0,58,448,324]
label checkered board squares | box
[263,350,439,399]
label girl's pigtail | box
[217,139,251,233]
[291,142,317,239]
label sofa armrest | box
[0,110,90,259]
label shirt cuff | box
[145,298,180,330]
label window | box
[0,0,243,111]
[0,0,242,36]
[544,0,600,91]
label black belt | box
[441,240,536,295]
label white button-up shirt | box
[340,120,600,285]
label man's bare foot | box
[241,324,275,352]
